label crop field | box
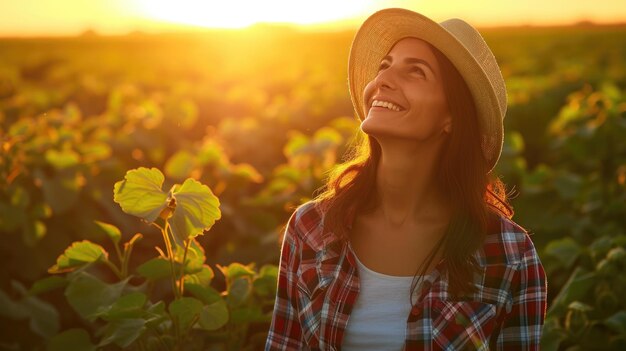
[1,24,625,350]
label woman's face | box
[361,37,451,142]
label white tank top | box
[342,243,422,351]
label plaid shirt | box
[265,201,547,350]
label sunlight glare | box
[132,0,376,28]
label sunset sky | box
[2,0,626,37]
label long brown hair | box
[314,40,513,301]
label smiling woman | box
[131,0,376,28]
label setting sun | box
[131,0,376,29]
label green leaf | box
[253,265,278,297]
[231,163,264,183]
[113,167,169,223]
[165,150,196,180]
[184,283,222,305]
[98,292,147,321]
[605,311,626,335]
[64,272,127,321]
[218,262,256,280]
[184,265,214,286]
[98,319,146,348]
[176,239,205,274]
[11,280,59,339]
[136,257,172,280]
[227,277,251,307]
[48,241,108,274]
[230,306,266,324]
[198,300,229,331]
[539,317,567,351]
[547,267,597,318]
[0,289,29,320]
[45,149,81,170]
[544,237,582,269]
[2,282,60,338]
[48,328,96,351]
[169,178,221,242]
[94,221,121,245]
[19,292,60,338]
[144,301,167,327]
[169,297,203,331]
[29,276,67,296]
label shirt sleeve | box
[265,210,304,350]
[494,235,548,350]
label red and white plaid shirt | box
[265,201,547,350]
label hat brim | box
[348,8,505,172]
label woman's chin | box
[361,118,400,138]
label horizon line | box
[1,18,625,39]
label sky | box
[1,0,626,37]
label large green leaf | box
[184,283,221,305]
[97,292,147,321]
[198,300,229,331]
[136,257,172,280]
[169,178,221,242]
[29,276,67,296]
[169,297,203,331]
[48,241,108,274]
[64,272,127,321]
[184,265,214,286]
[48,328,96,351]
[98,319,146,348]
[547,267,597,318]
[113,167,169,223]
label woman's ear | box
[443,114,452,134]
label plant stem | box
[102,258,123,280]
[113,242,124,268]
[162,221,180,299]
[179,239,191,296]
[122,233,142,278]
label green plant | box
[1,167,278,350]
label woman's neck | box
[374,137,450,228]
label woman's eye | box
[410,66,425,76]
[378,62,389,71]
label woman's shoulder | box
[284,200,328,249]
[481,211,539,267]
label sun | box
[131,0,376,29]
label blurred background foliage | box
[1,23,625,349]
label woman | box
[266,8,547,351]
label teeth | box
[372,99,401,111]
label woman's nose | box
[374,67,397,90]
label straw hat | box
[348,8,507,172]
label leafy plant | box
[1,167,277,350]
